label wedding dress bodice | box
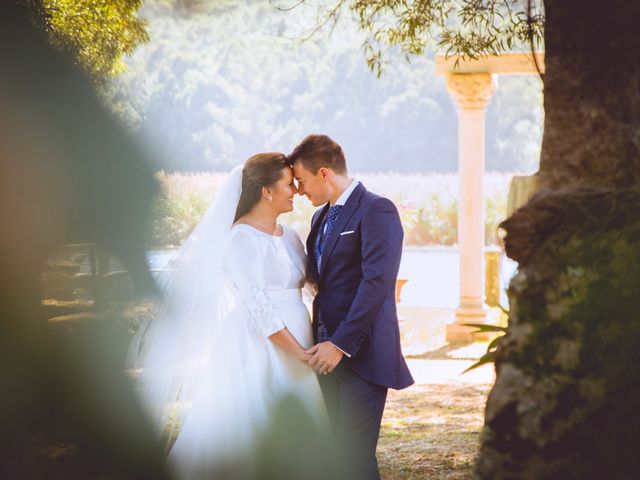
[224,224,307,337]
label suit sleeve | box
[329,197,403,357]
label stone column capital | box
[446,73,496,110]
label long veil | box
[128,164,343,479]
[127,165,243,447]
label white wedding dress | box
[129,166,325,479]
[167,224,325,477]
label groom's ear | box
[319,167,330,180]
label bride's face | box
[269,167,296,214]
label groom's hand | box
[306,342,343,375]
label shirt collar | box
[333,178,359,206]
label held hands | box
[306,341,343,375]
[295,349,313,364]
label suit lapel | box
[319,183,365,278]
[307,204,329,280]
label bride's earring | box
[267,194,273,202]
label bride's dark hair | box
[234,152,290,222]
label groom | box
[288,135,414,479]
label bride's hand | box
[295,349,312,364]
[269,329,313,364]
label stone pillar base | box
[446,323,475,344]
[445,322,493,344]
[446,304,490,344]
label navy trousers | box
[318,364,388,480]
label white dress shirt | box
[322,178,359,235]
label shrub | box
[148,171,514,248]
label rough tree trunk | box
[475,1,640,478]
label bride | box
[128,153,326,479]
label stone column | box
[445,73,496,343]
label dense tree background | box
[106,0,543,173]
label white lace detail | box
[226,228,284,337]
[243,283,282,337]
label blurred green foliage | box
[25,0,149,82]
[0,5,166,477]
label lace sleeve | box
[226,229,285,337]
[302,280,317,307]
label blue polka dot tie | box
[315,204,343,272]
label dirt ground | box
[378,341,496,480]
[378,374,493,479]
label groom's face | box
[293,162,330,207]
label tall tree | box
[480,2,640,478]
[311,0,640,477]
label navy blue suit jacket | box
[307,183,414,390]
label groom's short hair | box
[287,134,347,175]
